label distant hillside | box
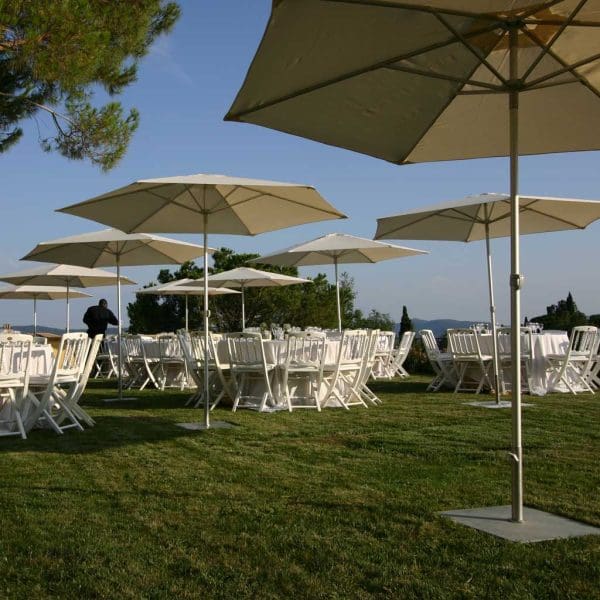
[399,318,478,337]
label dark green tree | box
[532,292,588,334]
[127,249,381,333]
[353,309,394,331]
[0,1,180,170]
[399,305,413,336]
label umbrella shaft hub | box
[510,273,524,290]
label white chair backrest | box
[283,331,327,369]
[567,326,598,357]
[496,326,534,359]
[419,329,440,358]
[123,334,143,359]
[447,329,481,359]
[157,334,182,360]
[338,330,369,367]
[0,334,33,384]
[397,331,415,354]
[227,332,267,367]
[377,331,395,353]
[75,334,103,396]
[55,333,90,379]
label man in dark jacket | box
[83,299,118,338]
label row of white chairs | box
[370,331,415,380]
[0,332,102,440]
[177,329,386,412]
[420,326,600,395]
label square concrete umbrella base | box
[463,400,534,409]
[440,505,600,542]
[176,421,237,431]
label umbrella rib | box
[385,64,504,91]
[524,18,600,28]
[227,22,502,120]
[520,28,600,100]
[213,186,345,220]
[520,0,588,83]
[434,12,509,87]
[520,203,588,229]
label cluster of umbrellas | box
[3,0,600,534]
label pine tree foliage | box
[0,1,180,169]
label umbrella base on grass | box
[463,400,534,409]
[176,421,237,430]
[440,505,600,543]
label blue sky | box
[2,1,600,329]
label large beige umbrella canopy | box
[0,285,91,335]
[21,229,207,400]
[376,193,600,405]
[137,279,240,331]
[56,173,345,429]
[252,233,427,331]
[0,264,136,333]
[202,267,311,329]
[226,0,600,524]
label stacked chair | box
[420,329,456,391]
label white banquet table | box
[477,332,571,395]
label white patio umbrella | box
[55,173,345,430]
[0,285,91,335]
[201,267,311,330]
[0,264,136,333]
[21,229,207,400]
[375,193,600,406]
[136,280,240,331]
[251,233,427,331]
[226,0,600,526]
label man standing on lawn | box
[83,299,118,338]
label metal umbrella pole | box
[508,25,523,524]
[241,283,246,330]
[334,256,341,332]
[66,280,70,333]
[203,213,210,430]
[185,294,189,331]
[33,296,37,336]
[484,219,502,406]
[116,254,124,401]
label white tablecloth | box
[478,332,571,395]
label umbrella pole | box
[33,297,37,336]
[185,294,189,332]
[241,284,246,330]
[509,26,523,523]
[334,257,341,332]
[117,256,123,401]
[66,281,70,333]
[203,214,210,429]
[484,222,501,405]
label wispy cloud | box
[149,37,194,86]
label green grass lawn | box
[1,377,599,599]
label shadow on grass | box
[0,414,235,454]
[369,378,432,395]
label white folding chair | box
[26,333,90,434]
[370,331,395,380]
[279,331,327,411]
[322,330,370,409]
[419,329,455,391]
[389,331,415,378]
[180,331,234,409]
[546,326,597,394]
[447,328,493,394]
[358,329,382,405]
[227,333,277,412]
[496,327,534,393]
[156,334,186,390]
[94,335,119,379]
[0,334,33,440]
[123,335,160,390]
[583,331,600,390]
[51,334,103,428]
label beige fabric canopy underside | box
[0,264,136,287]
[205,267,311,288]
[375,193,600,241]
[227,0,600,163]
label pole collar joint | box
[507,452,520,464]
[510,273,524,290]
[203,310,211,318]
